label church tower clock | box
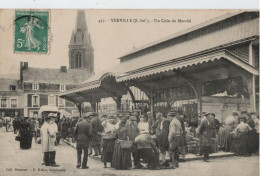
[68,10,94,73]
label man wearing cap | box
[134,133,160,170]
[74,114,93,169]
[152,112,170,168]
[196,113,215,162]
[168,112,183,169]
[126,116,140,169]
[175,112,186,159]
[90,112,103,156]
[40,114,58,167]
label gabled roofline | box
[118,11,257,60]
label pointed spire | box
[69,30,75,45]
[75,10,88,32]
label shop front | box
[0,108,24,118]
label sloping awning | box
[60,49,259,99]
[117,50,259,82]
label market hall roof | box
[22,67,93,84]
[60,11,259,97]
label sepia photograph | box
[0,8,259,176]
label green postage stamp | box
[14,10,50,54]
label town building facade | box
[0,78,25,117]
[0,10,94,118]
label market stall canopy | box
[59,11,259,103]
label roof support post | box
[248,74,256,112]
[76,102,82,117]
[249,41,253,66]
[149,89,155,125]
[90,102,97,112]
[125,86,136,109]
[195,82,203,115]
[241,73,256,113]
[112,95,122,112]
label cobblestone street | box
[0,128,258,176]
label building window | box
[48,95,56,106]
[9,85,16,91]
[1,99,7,108]
[58,97,65,107]
[76,52,82,68]
[11,99,17,108]
[60,84,66,92]
[32,95,39,107]
[32,83,39,90]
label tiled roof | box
[119,11,250,58]
[123,19,257,72]
[23,67,93,84]
[0,78,18,91]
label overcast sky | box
[0,9,238,79]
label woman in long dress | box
[231,115,252,156]
[218,112,238,152]
[101,118,116,168]
[246,113,256,154]
[19,117,33,149]
[111,117,132,170]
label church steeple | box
[68,10,94,73]
[75,10,87,32]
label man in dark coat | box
[196,113,215,162]
[74,114,93,169]
[210,113,220,134]
[90,112,104,156]
[152,112,170,167]
[70,116,79,143]
[13,117,19,134]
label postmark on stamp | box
[14,10,50,54]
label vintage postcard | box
[0,9,259,176]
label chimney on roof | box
[20,62,24,88]
[60,66,67,73]
[24,62,28,70]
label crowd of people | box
[1,109,258,170]
[218,111,259,156]
[0,116,40,149]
